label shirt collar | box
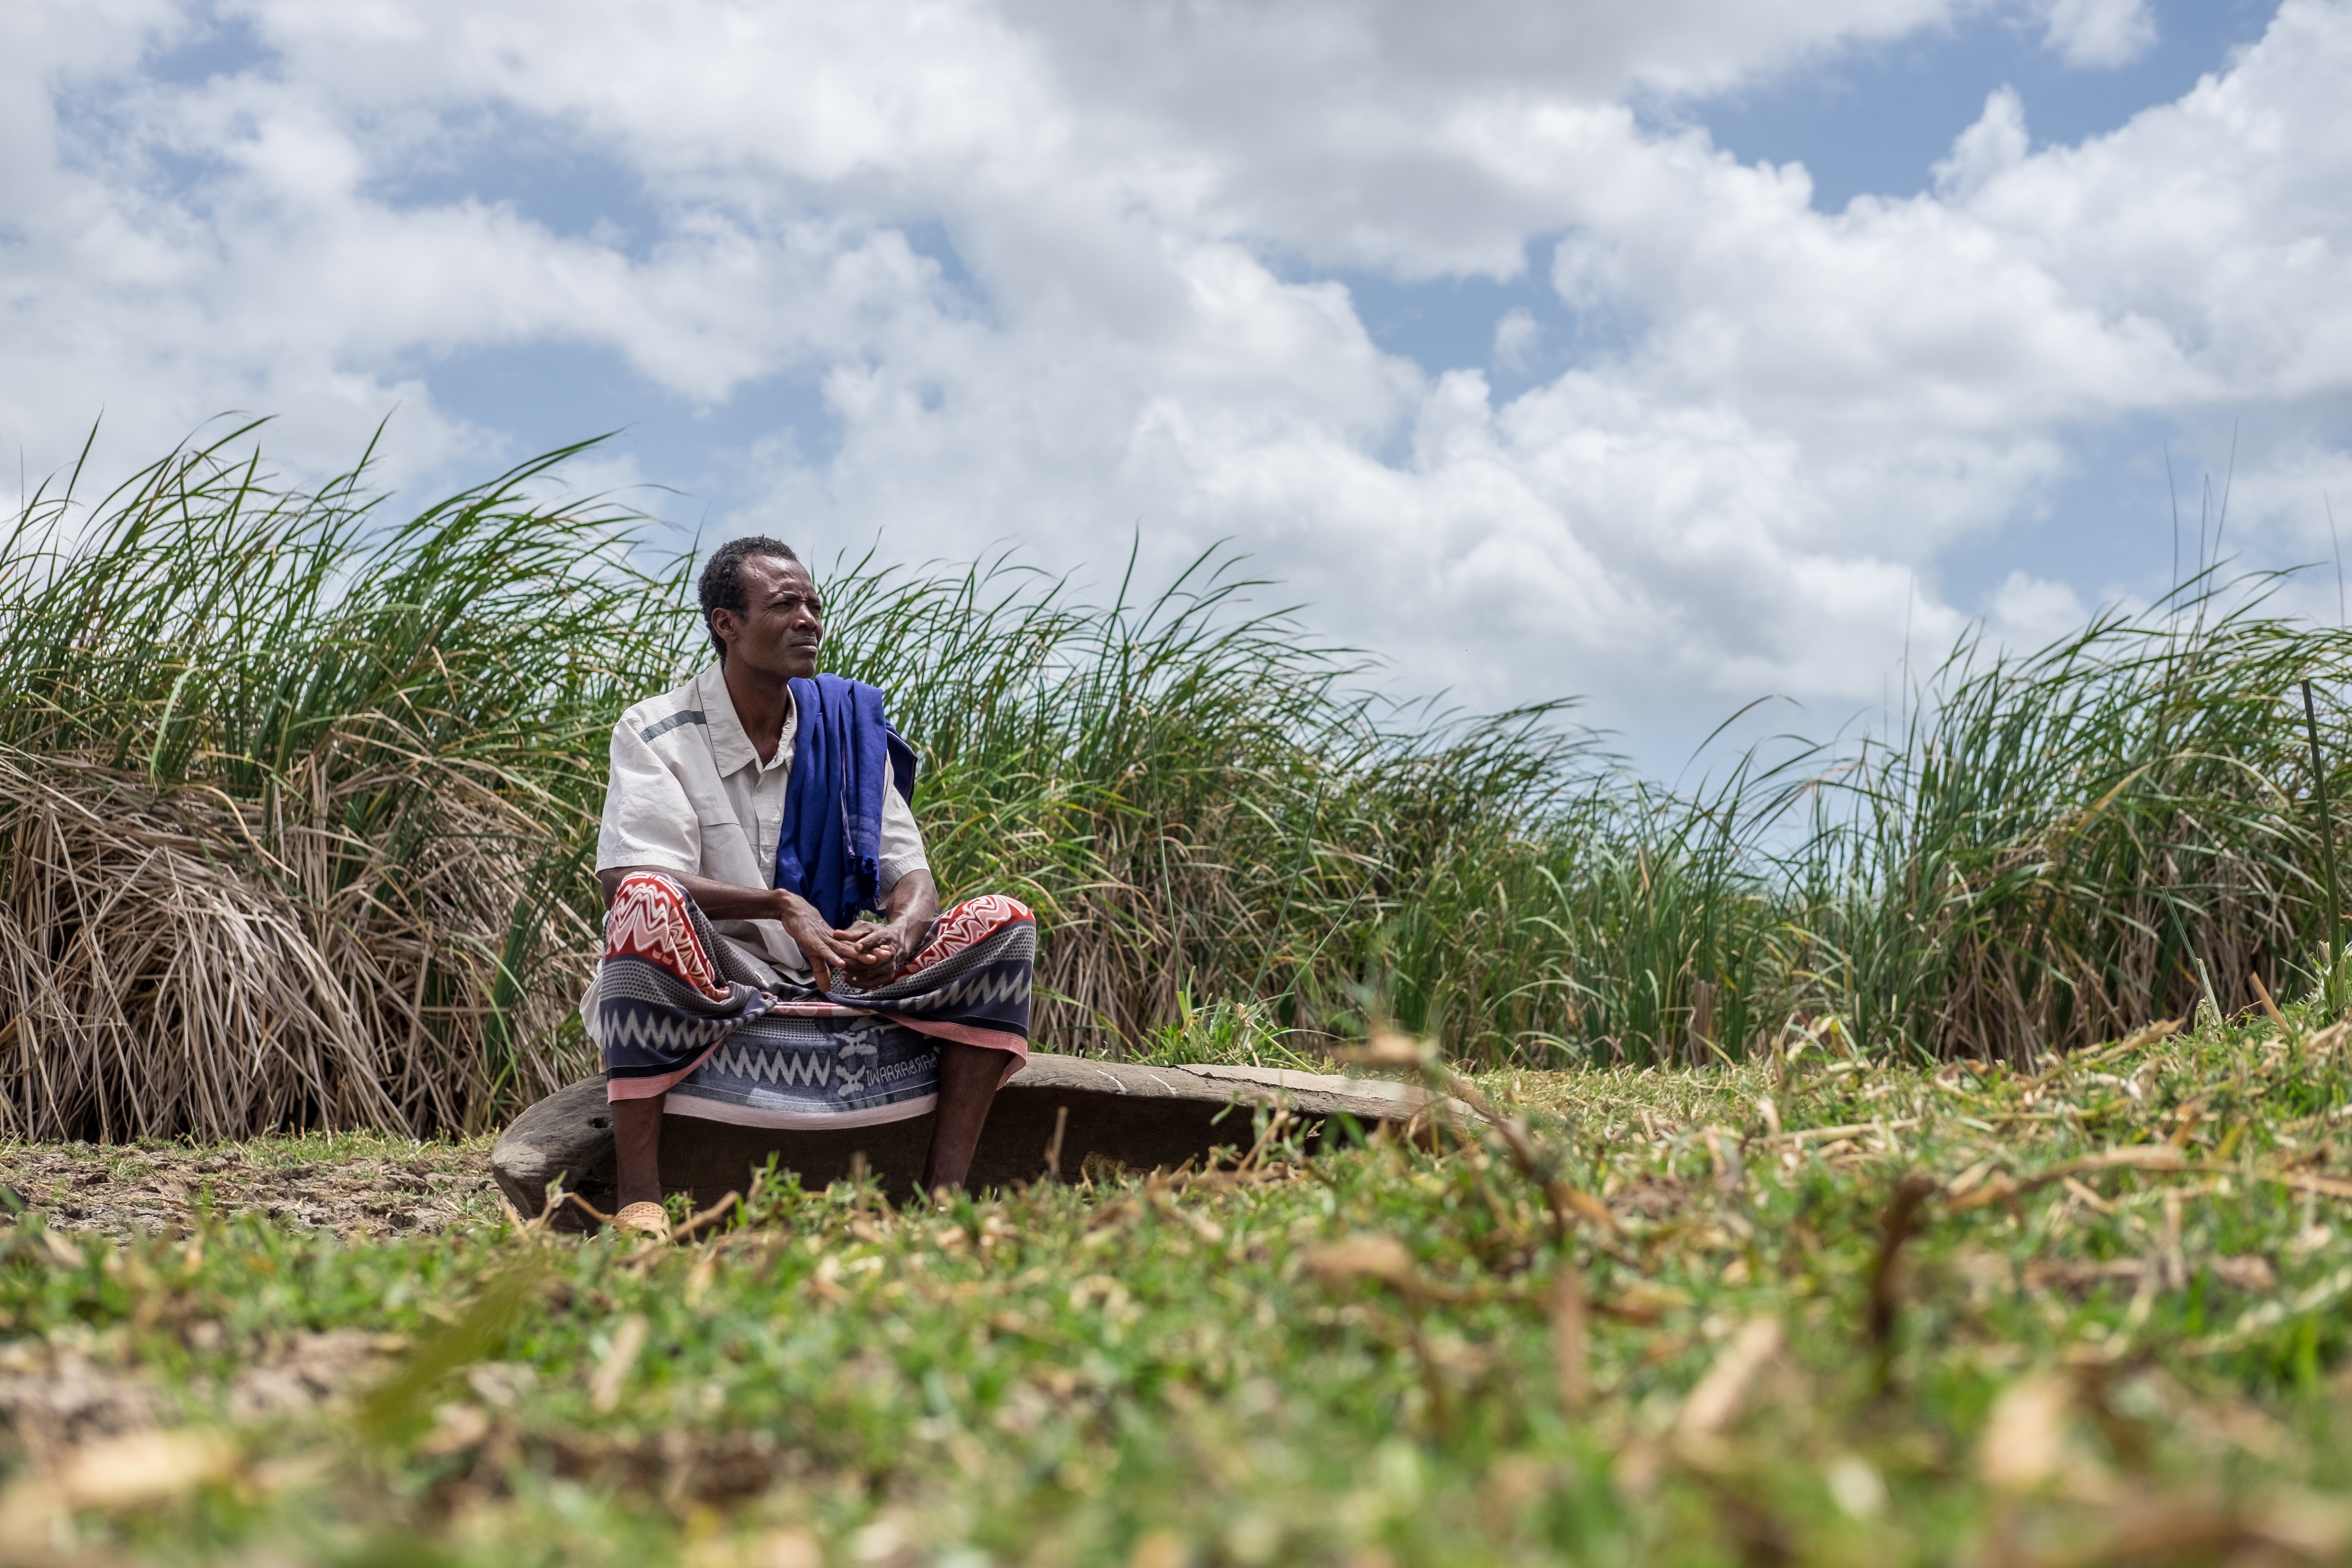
[695,661,796,776]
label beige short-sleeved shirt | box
[594,661,928,979]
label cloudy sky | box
[4,0,2345,764]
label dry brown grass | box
[0,748,597,1144]
[0,431,663,1142]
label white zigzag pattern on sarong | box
[908,964,1029,1011]
[595,1009,732,1054]
[701,1043,835,1089]
[701,1029,891,1099]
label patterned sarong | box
[588,871,1033,1128]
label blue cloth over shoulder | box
[775,674,918,930]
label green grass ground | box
[8,1012,2352,1567]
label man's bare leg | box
[613,1094,665,1211]
[919,1043,1004,1195]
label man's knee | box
[601,870,723,993]
[605,869,706,932]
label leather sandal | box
[613,1201,672,1242]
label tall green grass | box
[1793,587,2352,1063]
[4,430,2352,1137]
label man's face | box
[713,555,824,682]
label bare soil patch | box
[0,1134,504,1240]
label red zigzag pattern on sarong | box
[603,870,721,990]
[899,893,1033,978]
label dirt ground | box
[0,1066,1612,1246]
[0,1134,507,1240]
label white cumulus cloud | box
[0,0,2346,752]
[2040,0,2159,68]
[1492,309,1542,373]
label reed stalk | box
[2304,678,2343,1010]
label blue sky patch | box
[1680,0,2278,211]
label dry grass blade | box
[1549,1266,1589,1414]
[1042,1104,1069,1182]
[1869,1172,1940,1391]
[1947,1146,2193,1213]
[2266,1170,2352,1201]
[589,1315,649,1414]
[2250,972,2294,1041]
[565,1191,621,1229]
[1303,1235,1470,1305]
[1674,1316,1782,1443]
[2187,1263,2352,1356]
[675,1191,743,1243]
[1979,1373,2078,1494]
[0,1427,240,1548]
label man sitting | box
[581,536,1035,1239]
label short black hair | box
[697,536,803,660]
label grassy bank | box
[7,1007,2352,1564]
[8,430,2352,1138]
